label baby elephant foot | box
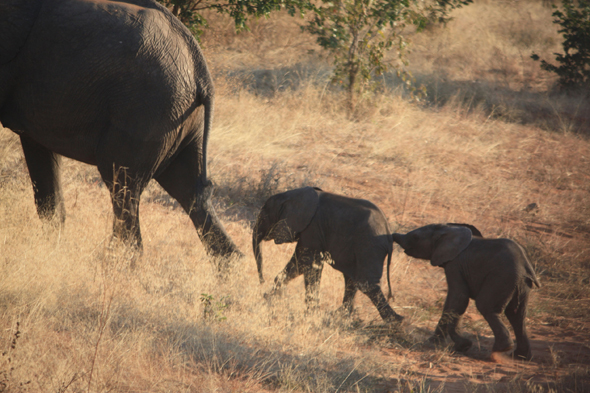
[512,346,532,361]
[492,337,514,354]
[384,312,404,325]
[333,305,354,318]
[263,287,282,301]
[452,336,473,352]
[427,333,446,346]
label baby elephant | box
[253,187,403,323]
[392,224,540,360]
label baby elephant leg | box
[433,287,472,352]
[270,252,302,292]
[505,289,532,360]
[341,275,358,314]
[360,284,404,324]
[302,250,324,310]
[475,293,514,354]
[267,249,309,299]
[266,248,323,312]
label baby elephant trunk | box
[391,233,408,249]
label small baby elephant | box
[253,186,403,323]
[392,224,540,360]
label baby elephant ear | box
[431,225,473,266]
[274,187,320,243]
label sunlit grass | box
[1,0,589,391]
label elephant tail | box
[525,260,541,289]
[200,94,213,183]
[518,242,541,289]
[386,247,393,301]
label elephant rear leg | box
[155,142,241,258]
[475,293,514,354]
[360,284,403,324]
[97,164,147,249]
[505,289,532,360]
[20,136,65,225]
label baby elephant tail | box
[525,263,542,289]
[386,247,394,301]
[518,243,541,289]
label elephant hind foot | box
[427,334,446,346]
[492,337,514,354]
[384,312,404,325]
[426,334,471,352]
[512,346,532,361]
[428,328,472,352]
[453,337,473,352]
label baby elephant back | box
[318,193,392,283]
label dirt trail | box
[371,308,590,392]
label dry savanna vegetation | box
[1,0,589,392]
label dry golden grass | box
[1,0,590,391]
[409,0,590,133]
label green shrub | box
[532,0,590,92]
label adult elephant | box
[0,0,241,258]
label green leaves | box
[201,293,229,322]
[159,0,471,106]
[159,0,312,35]
[302,0,471,107]
[532,0,590,91]
[303,0,408,106]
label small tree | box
[303,0,471,109]
[159,0,310,36]
[532,0,590,91]
[159,0,471,107]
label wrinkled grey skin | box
[253,187,403,323]
[0,0,241,258]
[392,224,541,360]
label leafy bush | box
[158,0,310,35]
[303,0,471,108]
[532,0,590,91]
[159,0,472,108]
[201,293,229,322]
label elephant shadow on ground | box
[167,318,403,391]
[407,328,590,365]
[408,333,590,392]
